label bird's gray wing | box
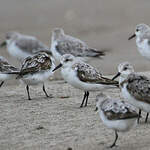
[56,35,105,58]
[127,73,150,104]
[142,32,150,47]
[101,99,138,120]
[15,37,49,54]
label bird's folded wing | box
[19,53,52,76]
[56,39,88,56]
[16,37,48,53]
[74,62,118,85]
[101,99,138,120]
[0,57,19,72]
[56,35,106,58]
[104,109,138,120]
[127,74,150,104]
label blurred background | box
[0,0,150,81]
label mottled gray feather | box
[124,73,150,104]
[72,62,118,85]
[101,98,138,120]
[56,34,105,57]
[17,52,52,78]
[0,56,18,73]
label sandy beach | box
[0,73,150,150]
[1,0,150,149]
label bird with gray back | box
[112,62,150,123]
[0,31,50,61]
[51,28,106,62]
[95,93,138,148]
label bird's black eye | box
[136,29,139,32]
[124,67,128,70]
[65,59,69,62]
[6,35,10,39]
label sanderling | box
[51,28,106,62]
[52,54,118,107]
[16,51,55,100]
[112,62,150,123]
[0,56,19,87]
[95,93,138,148]
[0,31,49,61]
[128,23,150,60]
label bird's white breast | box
[7,42,31,60]
[136,38,150,60]
[50,41,62,62]
[21,69,54,86]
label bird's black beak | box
[52,63,62,72]
[95,107,98,112]
[128,34,136,40]
[0,41,6,47]
[112,72,121,80]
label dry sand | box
[1,0,150,149]
[0,73,150,150]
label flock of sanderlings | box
[1,24,150,148]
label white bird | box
[95,93,138,148]
[128,23,150,60]
[15,51,55,100]
[0,56,19,87]
[52,54,118,107]
[0,31,50,61]
[112,62,150,123]
[51,28,106,62]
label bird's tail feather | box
[3,71,23,79]
[86,48,109,58]
[3,71,20,75]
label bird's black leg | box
[137,109,141,124]
[0,81,4,87]
[110,131,118,148]
[84,91,89,107]
[26,85,31,100]
[42,84,49,97]
[80,91,87,108]
[145,113,149,123]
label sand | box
[1,0,150,149]
[0,73,150,150]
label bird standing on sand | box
[53,54,118,107]
[95,93,138,148]
[15,51,55,100]
[112,62,150,123]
